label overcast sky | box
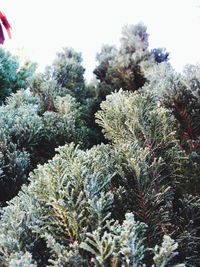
[1,0,200,80]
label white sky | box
[1,0,200,80]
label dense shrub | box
[0,48,36,103]
[0,89,199,266]
[0,23,200,266]
[0,90,88,204]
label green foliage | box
[0,88,188,266]
[0,143,114,266]
[0,46,92,204]
[9,252,37,267]
[46,47,85,95]
[95,89,200,266]
[29,50,105,146]
[94,23,155,96]
[29,73,59,114]
[0,88,88,204]
[91,24,170,145]
[142,63,200,265]
[0,48,36,103]
[153,235,185,267]
[80,212,146,267]
[29,48,85,107]
[42,94,88,148]
[143,61,200,197]
[0,143,181,266]
[0,99,41,202]
[96,90,179,239]
[183,64,200,98]
[1,22,200,267]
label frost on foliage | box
[0,143,117,265]
[9,252,36,267]
[153,235,185,267]
[95,89,176,147]
[143,62,180,98]
[118,213,146,266]
[0,85,88,203]
[44,233,83,267]
[81,212,146,267]
[5,89,38,110]
[0,105,43,148]
[0,143,146,266]
[1,59,200,266]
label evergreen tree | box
[0,89,193,266]
[0,23,200,267]
[0,86,88,204]
[45,47,85,98]
[93,23,168,98]
[29,48,105,147]
[0,48,36,103]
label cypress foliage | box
[0,48,36,103]
[0,89,191,266]
[0,88,88,204]
[0,23,200,267]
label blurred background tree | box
[0,48,36,103]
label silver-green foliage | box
[0,48,36,103]
[80,213,146,267]
[0,143,115,266]
[0,89,87,203]
[95,88,199,266]
[42,95,82,145]
[152,235,185,267]
[0,89,185,266]
[0,92,41,201]
[0,142,181,266]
